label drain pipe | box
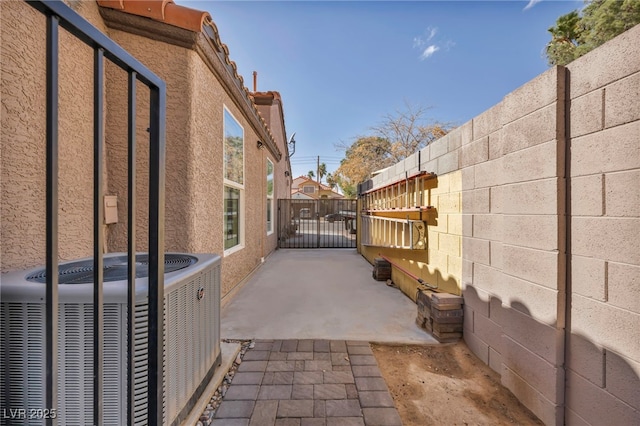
[378,254,438,290]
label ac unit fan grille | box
[25,254,197,284]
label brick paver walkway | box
[212,339,402,426]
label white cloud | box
[427,27,438,42]
[524,0,543,11]
[420,45,440,60]
[414,26,451,61]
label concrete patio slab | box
[221,249,437,343]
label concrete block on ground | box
[570,174,604,217]
[605,71,640,128]
[570,89,604,138]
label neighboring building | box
[291,175,343,199]
[1,0,292,298]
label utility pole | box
[316,156,320,184]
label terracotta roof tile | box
[97,0,209,32]
[97,0,283,159]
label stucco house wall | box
[1,0,109,271]
[358,24,640,425]
[1,0,291,299]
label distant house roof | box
[97,0,282,160]
[292,175,332,191]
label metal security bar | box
[360,215,427,250]
[26,1,166,425]
[278,199,357,248]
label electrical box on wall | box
[104,195,118,224]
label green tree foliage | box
[318,162,327,183]
[307,170,315,179]
[334,103,449,194]
[546,0,640,66]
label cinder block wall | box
[564,26,640,426]
[460,66,568,425]
[359,24,640,425]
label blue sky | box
[182,0,582,180]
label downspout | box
[562,65,571,424]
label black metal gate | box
[278,199,357,248]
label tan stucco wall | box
[1,2,290,299]
[1,1,107,271]
[102,27,275,296]
[359,24,640,426]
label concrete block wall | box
[564,24,640,425]
[359,24,640,425]
[361,140,463,297]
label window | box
[266,158,274,235]
[223,108,244,253]
[303,185,315,193]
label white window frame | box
[266,158,274,236]
[223,106,245,256]
[303,185,315,193]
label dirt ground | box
[371,342,544,426]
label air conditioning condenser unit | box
[0,252,221,426]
